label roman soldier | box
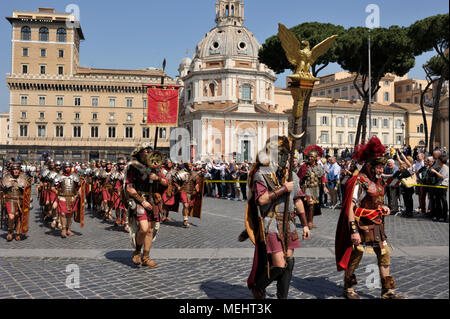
[240,136,311,299]
[1,163,30,241]
[100,160,114,220]
[111,159,128,232]
[86,161,96,209]
[159,159,178,222]
[297,145,328,228]
[175,162,202,228]
[52,162,82,238]
[125,142,164,267]
[335,136,404,299]
[43,160,61,229]
[91,160,104,214]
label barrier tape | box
[410,184,448,189]
[204,180,247,183]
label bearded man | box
[176,162,201,228]
[297,145,328,228]
[52,162,82,238]
[1,163,30,241]
[335,136,404,299]
[125,143,166,267]
[241,136,311,299]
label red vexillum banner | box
[147,84,181,126]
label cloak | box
[335,175,359,271]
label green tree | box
[258,22,345,148]
[408,14,449,68]
[336,26,415,146]
[423,54,449,153]
[408,14,449,152]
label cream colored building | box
[276,87,433,151]
[0,112,9,146]
[311,71,406,105]
[394,78,433,105]
[5,8,174,162]
[177,0,288,163]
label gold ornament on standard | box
[277,23,338,136]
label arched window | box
[231,5,234,15]
[225,5,229,16]
[21,26,31,41]
[57,28,66,42]
[209,83,216,97]
[39,27,49,41]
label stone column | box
[225,119,230,161]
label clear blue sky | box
[0,0,448,113]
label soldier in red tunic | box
[335,136,404,299]
[52,162,82,238]
[176,163,201,228]
[297,145,327,229]
[112,159,128,232]
[125,143,164,268]
[1,163,30,241]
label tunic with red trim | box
[1,173,28,216]
[54,172,80,214]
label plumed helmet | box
[303,145,324,158]
[352,136,387,165]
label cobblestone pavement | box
[0,187,448,299]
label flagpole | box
[154,59,166,150]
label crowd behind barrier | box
[0,144,448,221]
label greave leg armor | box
[276,257,295,299]
[252,266,285,299]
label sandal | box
[142,257,158,268]
[183,220,190,228]
[343,289,360,299]
[6,233,13,242]
[132,251,142,265]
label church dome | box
[179,56,192,68]
[193,0,260,60]
[194,25,260,60]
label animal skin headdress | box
[352,136,387,165]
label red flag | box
[147,85,181,126]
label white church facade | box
[176,0,289,163]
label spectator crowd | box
[1,145,448,222]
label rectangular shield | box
[20,185,31,234]
[188,174,204,219]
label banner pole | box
[154,59,166,150]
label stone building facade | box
[5,8,174,163]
